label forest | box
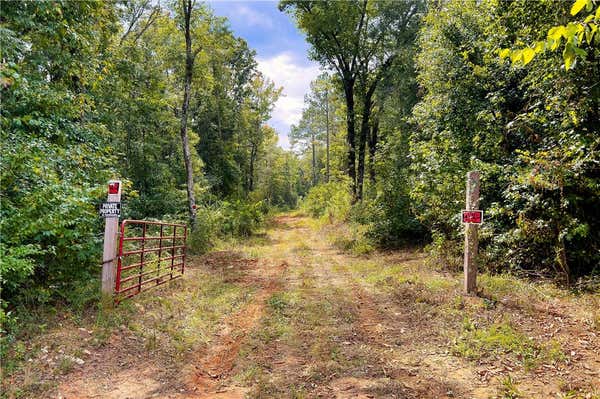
[1,0,599,396]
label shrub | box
[187,204,225,254]
[301,181,351,222]
[187,200,266,254]
[221,200,265,237]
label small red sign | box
[108,182,120,195]
[462,210,483,224]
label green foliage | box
[501,0,600,69]
[221,200,266,237]
[499,375,522,399]
[187,204,225,254]
[252,136,302,209]
[187,200,266,254]
[0,0,285,340]
[301,181,352,222]
[454,318,566,371]
[454,319,539,368]
[329,222,376,256]
[1,1,118,309]
[408,0,600,280]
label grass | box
[479,273,565,303]
[1,257,257,398]
[235,272,363,397]
[452,318,566,370]
[499,374,522,399]
[326,222,375,256]
[4,214,599,398]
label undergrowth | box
[452,318,566,370]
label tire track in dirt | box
[57,250,288,399]
[55,216,598,398]
[183,261,288,398]
[302,230,491,398]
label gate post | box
[464,171,480,294]
[101,180,122,295]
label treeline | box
[283,0,599,284]
[0,0,307,318]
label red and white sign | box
[462,210,483,224]
[108,181,121,195]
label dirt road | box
[49,215,600,398]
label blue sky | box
[207,0,322,149]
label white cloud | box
[232,4,274,29]
[257,52,321,149]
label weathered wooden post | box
[463,171,481,294]
[101,180,122,295]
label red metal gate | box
[115,220,187,301]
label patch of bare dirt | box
[184,261,287,398]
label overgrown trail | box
[50,215,599,398]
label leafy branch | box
[500,0,599,69]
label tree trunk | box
[311,130,317,186]
[249,143,257,191]
[357,83,375,201]
[180,0,197,228]
[357,101,370,201]
[325,86,330,183]
[368,115,379,184]
[343,78,357,200]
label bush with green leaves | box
[187,204,225,254]
[408,0,599,280]
[301,181,352,222]
[187,200,266,254]
[0,2,118,310]
[221,200,266,237]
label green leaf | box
[586,27,593,43]
[547,37,561,51]
[586,0,593,12]
[571,0,588,16]
[522,48,535,65]
[533,41,545,53]
[547,26,565,41]
[510,49,523,64]
[563,42,575,69]
[565,23,581,39]
[573,46,587,57]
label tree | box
[354,0,423,200]
[281,0,423,200]
[289,73,336,187]
[280,0,369,199]
[239,73,281,192]
[0,1,119,305]
[176,0,203,227]
[407,0,599,280]
[96,5,187,219]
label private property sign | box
[99,202,121,218]
[462,210,483,224]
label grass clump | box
[453,318,565,370]
[328,223,375,256]
[255,292,295,344]
[499,374,522,399]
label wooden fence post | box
[101,180,121,295]
[464,171,480,294]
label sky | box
[207,0,322,149]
